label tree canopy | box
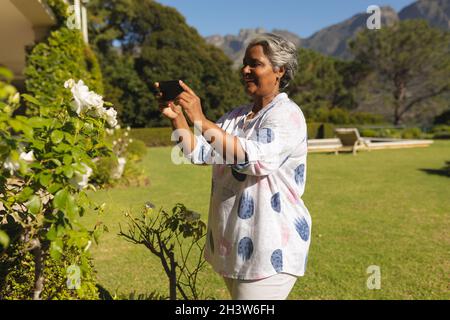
[350,20,450,125]
[88,0,247,127]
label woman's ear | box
[274,66,285,79]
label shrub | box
[401,127,424,139]
[431,125,450,139]
[1,76,114,300]
[25,27,103,114]
[129,127,174,147]
[307,123,336,139]
[308,107,385,125]
[127,139,148,161]
[0,243,98,300]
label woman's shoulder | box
[270,94,306,123]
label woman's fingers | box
[179,80,196,96]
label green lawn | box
[82,140,450,299]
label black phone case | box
[159,80,184,101]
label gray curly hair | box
[247,33,298,90]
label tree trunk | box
[393,76,406,125]
[32,239,44,300]
[168,251,177,300]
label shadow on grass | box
[419,161,450,178]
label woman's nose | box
[242,65,251,75]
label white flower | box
[105,128,114,136]
[67,79,104,116]
[19,151,34,162]
[115,124,121,130]
[111,157,127,179]
[10,92,20,104]
[64,79,75,89]
[3,158,19,175]
[70,163,93,190]
[126,126,131,131]
[129,139,133,143]
[104,108,118,127]
[124,132,128,137]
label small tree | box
[119,203,207,300]
[350,20,450,125]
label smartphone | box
[158,80,184,101]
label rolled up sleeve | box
[231,110,305,176]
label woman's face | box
[241,45,284,98]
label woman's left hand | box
[176,81,206,124]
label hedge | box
[131,122,337,147]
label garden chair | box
[334,128,369,155]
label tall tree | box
[287,48,365,118]
[88,0,247,127]
[350,20,450,125]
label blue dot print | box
[271,192,281,213]
[238,192,254,219]
[294,164,305,185]
[257,128,274,144]
[238,237,254,261]
[294,216,310,242]
[208,230,215,254]
[231,168,247,182]
[271,249,283,272]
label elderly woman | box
[156,33,311,300]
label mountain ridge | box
[205,0,449,67]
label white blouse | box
[184,92,311,280]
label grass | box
[82,140,450,299]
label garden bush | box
[129,127,174,147]
[1,75,115,299]
[25,27,103,114]
[431,125,450,139]
[307,123,336,139]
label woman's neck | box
[252,90,280,113]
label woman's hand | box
[176,81,206,124]
[154,82,183,120]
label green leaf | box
[64,132,75,145]
[46,225,57,241]
[21,94,42,106]
[39,173,52,187]
[63,166,74,178]
[17,187,34,202]
[51,130,64,144]
[52,143,72,153]
[0,230,9,248]
[27,195,42,215]
[49,239,63,260]
[48,183,62,194]
[51,159,62,166]
[63,154,72,165]
[53,189,78,218]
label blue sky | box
[156,0,416,38]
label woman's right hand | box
[154,82,183,120]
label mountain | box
[302,6,398,59]
[399,0,450,30]
[205,0,449,66]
